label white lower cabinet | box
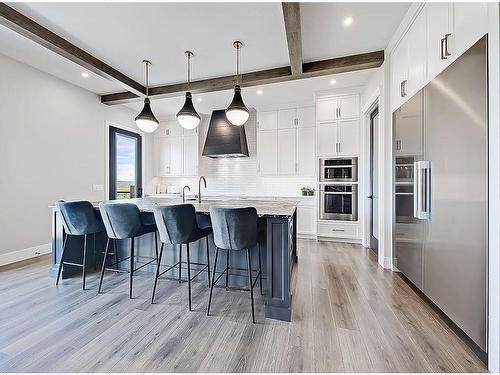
[317,221,360,240]
[297,199,317,237]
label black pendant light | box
[177,51,201,130]
[226,41,249,126]
[135,60,159,133]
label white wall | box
[0,53,140,262]
[156,109,316,197]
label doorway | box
[369,107,379,253]
[109,126,142,200]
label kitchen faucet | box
[198,176,207,203]
[182,185,190,203]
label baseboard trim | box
[0,243,51,267]
[317,236,362,244]
[297,233,317,240]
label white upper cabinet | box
[296,106,315,127]
[427,3,452,81]
[257,110,278,131]
[277,129,297,175]
[162,120,184,137]
[337,120,359,156]
[155,137,172,176]
[257,130,278,175]
[453,3,488,59]
[406,8,427,97]
[338,95,359,119]
[316,98,338,122]
[317,123,338,156]
[183,135,198,176]
[391,36,409,110]
[297,126,316,176]
[277,109,296,129]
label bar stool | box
[207,207,263,324]
[98,202,158,298]
[55,200,105,290]
[151,204,212,310]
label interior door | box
[109,126,142,200]
[369,107,379,253]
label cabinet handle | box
[338,142,341,153]
[441,37,447,60]
[401,80,408,97]
[331,229,345,232]
[339,108,341,118]
[444,33,452,57]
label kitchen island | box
[49,197,297,321]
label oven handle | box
[322,192,353,195]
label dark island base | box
[49,209,297,322]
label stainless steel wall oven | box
[320,184,358,221]
[319,157,358,182]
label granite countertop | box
[51,197,298,218]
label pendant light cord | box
[144,61,150,97]
[187,53,191,92]
[236,44,240,86]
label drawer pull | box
[332,229,345,232]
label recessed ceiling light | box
[343,17,353,26]
[330,79,337,85]
[81,72,89,78]
[197,97,203,102]
[257,89,263,95]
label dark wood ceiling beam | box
[0,3,146,96]
[101,50,384,105]
[282,3,302,75]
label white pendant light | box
[177,51,201,130]
[226,41,249,126]
[135,60,159,133]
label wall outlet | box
[92,184,104,192]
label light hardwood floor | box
[0,240,487,372]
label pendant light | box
[177,51,201,130]
[226,41,249,126]
[135,60,159,133]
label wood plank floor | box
[0,240,487,372]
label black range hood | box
[202,109,249,158]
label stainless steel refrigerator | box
[393,37,487,352]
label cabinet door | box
[257,130,278,175]
[169,137,184,175]
[296,106,315,127]
[395,91,424,157]
[316,98,337,122]
[453,2,487,58]
[407,8,427,97]
[338,95,359,119]
[297,126,316,176]
[391,36,409,110]
[317,123,337,156]
[427,2,451,80]
[278,109,296,129]
[298,204,316,235]
[277,129,296,175]
[257,111,278,131]
[155,137,171,176]
[338,119,359,155]
[183,135,198,176]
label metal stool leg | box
[98,238,111,293]
[113,239,119,273]
[225,250,230,290]
[206,236,211,287]
[154,231,159,261]
[178,244,182,283]
[207,247,220,316]
[56,233,68,286]
[129,237,135,299]
[151,243,165,304]
[247,248,255,324]
[186,242,192,311]
[82,234,88,290]
[258,242,263,295]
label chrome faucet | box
[182,185,190,203]
[198,176,207,203]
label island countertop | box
[51,197,298,218]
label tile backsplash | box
[155,109,316,197]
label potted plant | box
[300,187,309,196]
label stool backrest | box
[209,207,258,251]
[56,200,103,236]
[99,202,143,239]
[153,204,198,244]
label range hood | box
[202,109,249,158]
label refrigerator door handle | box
[414,161,431,219]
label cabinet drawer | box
[318,222,359,238]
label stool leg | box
[206,236,211,287]
[178,244,182,283]
[98,238,110,294]
[207,247,219,316]
[247,248,255,324]
[129,237,135,299]
[56,233,68,286]
[82,234,88,290]
[114,239,119,273]
[154,231,159,261]
[258,242,263,295]
[225,250,230,290]
[151,243,164,304]
[186,242,192,311]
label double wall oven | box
[319,157,358,221]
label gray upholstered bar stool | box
[98,202,158,298]
[151,204,212,310]
[207,207,263,324]
[55,200,105,290]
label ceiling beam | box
[281,3,302,75]
[0,3,146,96]
[101,50,384,105]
